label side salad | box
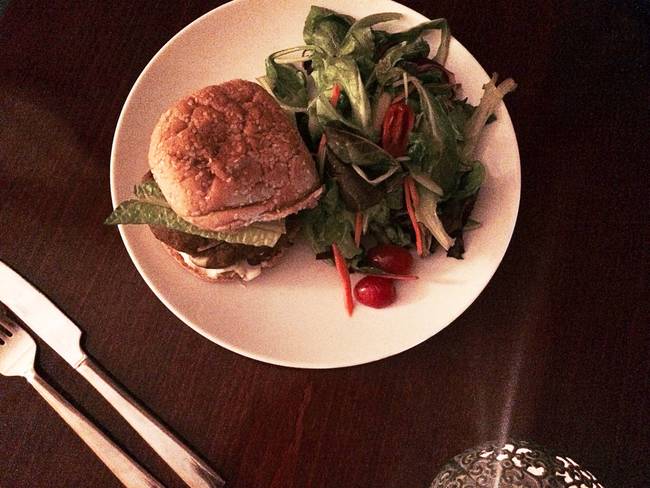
[258,6,516,314]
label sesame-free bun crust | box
[149,80,322,231]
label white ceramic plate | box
[110,0,520,368]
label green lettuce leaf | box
[324,126,399,184]
[134,180,168,206]
[317,57,373,134]
[300,181,361,259]
[106,182,285,247]
[303,6,353,56]
[315,93,364,133]
[105,200,284,247]
[265,51,309,109]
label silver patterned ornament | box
[430,439,604,488]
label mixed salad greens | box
[259,6,516,312]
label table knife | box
[0,260,225,488]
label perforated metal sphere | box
[431,440,604,488]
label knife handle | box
[26,371,163,488]
[77,358,225,488]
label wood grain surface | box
[0,1,648,487]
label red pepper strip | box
[407,176,419,208]
[330,83,341,107]
[332,243,354,316]
[328,85,355,316]
[404,176,423,257]
[354,211,363,247]
[381,100,415,158]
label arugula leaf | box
[315,93,364,133]
[447,99,475,142]
[409,76,461,195]
[315,56,373,134]
[362,198,411,247]
[400,58,454,85]
[105,201,284,247]
[369,220,412,247]
[300,182,361,259]
[378,18,450,65]
[339,12,401,80]
[363,200,391,226]
[385,185,404,209]
[453,161,485,200]
[303,6,353,56]
[327,151,384,211]
[407,131,434,169]
[343,12,401,37]
[265,55,308,108]
[431,19,450,65]
[375,38,430,85]
[324,126,399,184]
[257,75,309,113]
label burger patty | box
[149,217,299,269]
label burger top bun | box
[148,79,322,231]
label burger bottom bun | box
[164,243,283,283]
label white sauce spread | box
[178,251,262,281]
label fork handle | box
[77,357,225,488]
[26,371,163,488]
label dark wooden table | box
[1,1,648,487]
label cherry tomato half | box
[367,244,414,275]
[354,276,397,309]
[381,101,415,158]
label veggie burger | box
[107,80,323,281]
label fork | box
[0,314,163,488]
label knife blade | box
[0,261,86,367]
[0,260,226,487]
